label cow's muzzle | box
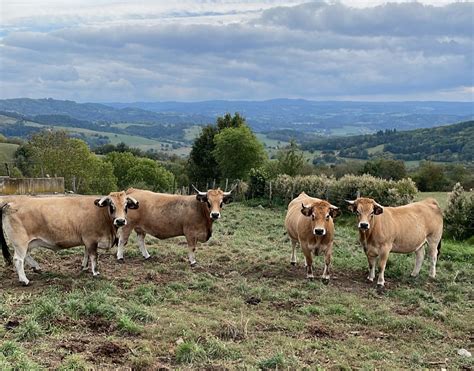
[114,218,127,227]
[314,228,326,236]
[358,222,369,230]
[211,212,221,220]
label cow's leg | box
[427,236,440,278]
[376,247,390,290]
[136,232,151,260]
[301,247,314,280]
[411,246,425,277]
[367,254,376,282]
[87,244,100,276]
[116,226,131,261]
[81,247,89,271]
[321,245,332,284]
[185,235,197,267]
[25,254,41,273]
[13,244,29,286]
[290,239,298,266]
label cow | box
[346,197,443,290]
[115,186,234,266]
[285,192,340,283]
[0,191,139,285]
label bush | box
[267,174,417,207]
[444,183,474,240]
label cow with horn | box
[115,185,235,266]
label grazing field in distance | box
[0,203,472,369]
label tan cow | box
[116,186,233,265]
[285,192,340,283]
[0,192,139,285]
[346,197,443,290]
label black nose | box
[359,223,369,230]
[314,228,324,235]
[211,212,220,220]
[115,219,126,226]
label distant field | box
[416,192,450,210]
[0,203,472,369]
[329,125,374,136]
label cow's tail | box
[0,204,12,265]
[437,239,441,258]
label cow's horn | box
[345,200,355,204]
[192,184,207,196]
[224,183,238,196]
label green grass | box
[415,191,449,210]
[0,203,472,369]
[0,142,19,163]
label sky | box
[0,0,473,102]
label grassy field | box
[0,202,472,369]
[0,143,19,163]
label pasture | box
[0,202,472,369]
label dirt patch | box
[93,342,128,361]
[85,317,115,333]
[59,338,90,354]
[305,323,346,340]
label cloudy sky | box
[1,0,473,102]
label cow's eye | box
[206,201,211,208]
[326,215,330,220]
[220,202,223,208]
[311,214,315,220]
[109,204,116,214]
[356,210,361,215]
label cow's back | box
[125,189,205,239]
[3,196,112,248]
[376,198,443,251]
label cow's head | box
[301,200,340,236]
[95,191,139,228]
[193,185,234,220]
[346,197,383,231]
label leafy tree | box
[105,151,174,192]
[213,125,266,180]
[276,140,305,176]
[14,130,117,193]
[413,161,449,191]
[363,158,407,180]
[188,113,247,183]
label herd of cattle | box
[0,187,443,290]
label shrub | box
[266,174,417,207]
[444,183,474,240]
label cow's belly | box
[391,236,427,253]
[29,237,80,251]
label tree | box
[213,125,265,180]
[14,130,117,193]
[363,158,407,180]
[276,140,305,176]
[413,161,449,191]
[188,113,247,183]
[105,151,174,192]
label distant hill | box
[106,99,474,133]
[302,120,474,162]
[0,98,472,136]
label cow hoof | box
[306,276,315,281]
[290,261,296,266]
[20,280,29,286]
[321,278,330,285]
[366,277,374,283]
[144,255,152,260]
[117,258,124,264]
[376,284,385,294]
[32,268,42,273]
[190,261,197,268]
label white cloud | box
[0,1,472,101]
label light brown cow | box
[0,192,139,285]
[116,186,233,265]
[285,192,340,282]
[346,197,443,290]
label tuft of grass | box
[134,284,161,306]
[125,304,155,323]
[175,341,207,364]
[258,353,285,370]
[117,315,142,335]
[57,354,89,371]
[15,319,44,341]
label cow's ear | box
[127,197,139,209]
[373,203,384,215]
[301,203,313,217]
[95,197,110,207]
[196,193,208,203]
[329,205,341,218]
[223,195,233,204]
[345,200,357,213]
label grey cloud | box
[258,2,474,37]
